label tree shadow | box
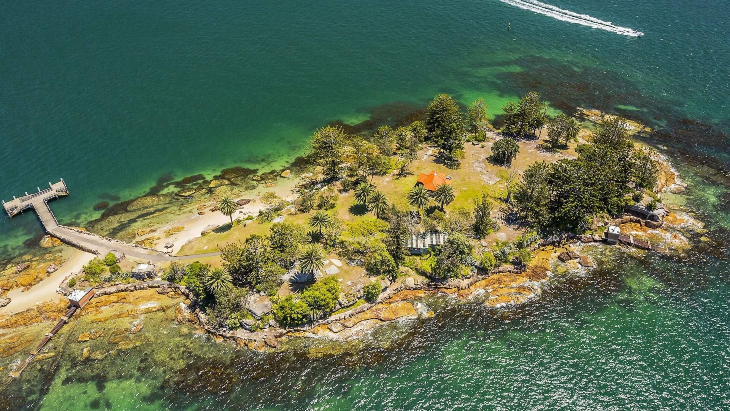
[349,203,368,216]
[288,276,314,293]
[213,223,233,234]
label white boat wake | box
[500,0,644,37]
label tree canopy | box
[426,94,465,167]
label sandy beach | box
[0,250,95,315]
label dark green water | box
[2,0,729,409]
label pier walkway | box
[3,180,177,262]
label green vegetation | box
[68,278,76,288]
[502,91,548,139]
[433,233,474,279]
[83,258,107,282]
[480,251,496,271]
[472,194,499,238]
[272,276,341,327]
[547,113,580,149]
[103,252,117,266]
[490,137,520,167]
[365,246,398,281]
[363,281,382,302]
[467,98,491,141]
[509,117,659,232]
[219,197,237,225]
[408,185,430,210]
[299,244,325,277]
[433,184,455,210]
[426,94,465,168]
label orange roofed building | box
[416,171,451,191]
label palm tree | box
[408,185,430,211]
[433,184,455,211]
[369,191,389,219]
[299,244,325,278]
[309,210,332,236]
[219,197,237,225]
[354,182,374,207]
[204,268,233,295]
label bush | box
[646,199,658,211]
[103,252,117,266]
[301,276,341,314]
[480,252,496,271]
[109,264,121,274]
[163,262,187,283]
[363,281,382,303]
[512,248,533,266]
[83,258,107,281]
[68,278,76,288]
[272,295,311,327]
[632,191,643,204]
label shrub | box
[363,281,382,303]
[301,276,341,314]
[163,262,187,283]
[83,258,107,281]
[109,264,122,274]
[480,252,496,271]
[103,252,117,266]
[433,233,475,279]
[272,295,311,327]
[646,199,658,211]
[68,278,76,288]
[632,191,643,204]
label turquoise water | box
[2,0,730,409]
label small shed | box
[408,232,448,255]
[605,225,621,244]
[416,171,451,192]
[69,288,95,308]
[132,263,157,280]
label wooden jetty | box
[2,180,175,262]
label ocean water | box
[1,0,729,409]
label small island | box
[0,91,704,370]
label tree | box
[502,92,547,138]
[408,185,430,211]
[629,149,659,190]
[433,233,474,279]
[299,244,325,277]
[509,161,552,230]
[472,194,499,238]
[426,94,465,167]
[547,114,579,149]
[491,137,520,166]
[269,223,306,269]
[310,125,348,180]
[221,236,282,294]
[373,125,397,156]
[204,268,233,295]
[593,116,632,150]
[467,98,490,137]
[363,281,382,302]
[384,207,411,266]
[369,191,389,219]
[354,182,375,207]
[309,210,333,237]
[301,276,340,314]
[365,246,399,281]
[433,184,455,211]
[219,197,237,225]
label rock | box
[164,227,185,237]
[578,256,594,268]
[236,199,253,206]
[129,321,144,334]
[136,228,156,237]
[644,220,664,229]
[35,352,56,361]
[330,259,343,267]
[81,346,90,359]
[93,201,110,211]
[324,265,340,275]
[16,262,30,273]
[404,278,415,288]
[127,194,172,211]
[280,170,291,178]
[579,235,595,243]
[245,294,272,320]
[0,298,10,308]
[208,179,231,188]
[328,322,344,333]
[264,334,280,348]
[46,264,58,274]
[40,235,63,248]
[77,331,103,342]
[558,251,580,262]
[592,235,602,242]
